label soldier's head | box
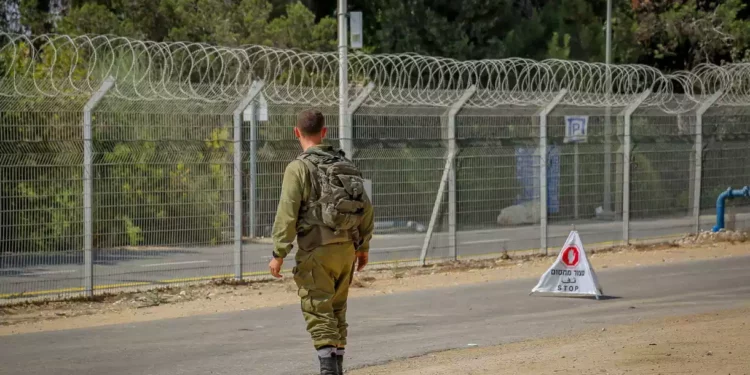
[294,109,327,149]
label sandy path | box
[351,307,750,375]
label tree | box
[614,0,750,70]
[57,2,140,37]
[342,0,608,61]
[18,0,49,33]
[498,0,607,61]
[112,0,172,41]
[547,32,571,60]
[365,0,520,60]
[48,0,338,50]
[265,2,336,50]
[159,0,244,45]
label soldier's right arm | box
[271,160,307,259]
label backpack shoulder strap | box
[296,154,322,202]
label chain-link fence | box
[2,33,750,301]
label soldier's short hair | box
[296,110,325,136]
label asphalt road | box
[1,256,750,375]
[2,213,749,298]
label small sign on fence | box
[258,94,269,121]
[349,12,364,49]
[241,93,269,122]
[564,116,588,143]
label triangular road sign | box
[530,231,603,299]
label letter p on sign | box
[564,116,588,143]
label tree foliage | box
[6,0,750,69]
[614,0,750,69]
[15,0,337,50]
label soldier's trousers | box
[293,242,356,349]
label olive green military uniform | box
[272,145,374,350]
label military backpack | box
[297,147,366,234]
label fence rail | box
[2,33,750,301]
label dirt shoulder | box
[1,232,748,336]
[351,306,750,375]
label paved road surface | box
[2,256,749,375]
[5,213,745,298]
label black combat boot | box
[336,354,344,374]
[319,353,339,375]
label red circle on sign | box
[562,246,580,267]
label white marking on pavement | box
[141,260,210,268]
[458,239,508,245]
[372,245,422,252]
[258,240,505,258]
[27,269,78,275]
[371,241,507,252]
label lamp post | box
[338,0,351,157]
[603,0,614,217]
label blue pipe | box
[712,186,750,232]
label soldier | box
[268,110,374,375]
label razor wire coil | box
[2,32,750,112]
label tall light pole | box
[338,0,351,157]
[606,0,612,68]
[603,0,613,218]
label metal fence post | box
[446,87,476,260]
[248,102,258,240]
[418,87,475,265]
[233,80,265,280]
[620,90,651,244]
[574,142,579,219]
[419,152,454,266]
[247,97,260,240]
[693,90,723,233]
[338,0,350,159]
[83,76,115,297]
[539,90,567,255]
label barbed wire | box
[1,32,749,112]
